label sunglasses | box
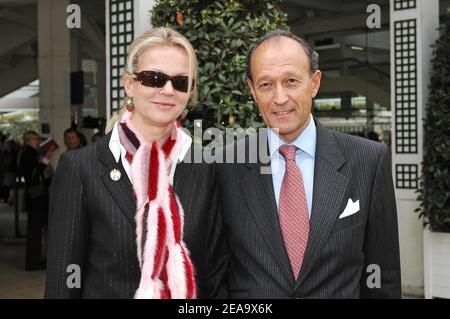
[133,71,193,93]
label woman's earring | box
[126,98,134,112]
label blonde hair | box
[23,130,39,145]
[106,27,198,133]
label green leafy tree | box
[416,13,450,232]
[150,0,288,132]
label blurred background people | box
[79,131,87,147]
[2,139,20,205]
[91,132,103,143]
[368,131,380,142]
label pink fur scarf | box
[118,111,196,299]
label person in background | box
[91,132,103,143]
[63,128,81,151]
[0,133,6,200]
[79,131,87,147]
[3,139,20,205]
[367,131,380,142]
[18,131,55,271]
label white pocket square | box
[339,198,360,219]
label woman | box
[45,28,228,299]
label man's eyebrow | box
[283,71,305,78]
[255,71,304,82]
[254,75,271,83]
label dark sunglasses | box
[133,71,193,93]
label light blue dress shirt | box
[268,114,316,218]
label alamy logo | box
[366,264,381,289]
[66,4,81,29]
[366,4,381,29]
[66,264,81,289]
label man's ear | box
[248,79,257,103]
[123,73,135,98]
[311,70,322,98]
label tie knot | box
[279,144,298,161]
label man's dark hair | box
[246,29,319,81]
[91,132,103,143]
[64,127,79,140]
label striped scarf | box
[118,111,196,299]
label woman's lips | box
[153,101,176,110]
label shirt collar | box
[268,113,316,158]
[173,128,192,163]
[108,122,192,163]
[109,122,123,163]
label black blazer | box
[44,133,227,298]
[215,119,401,298]
[18,145,51,213]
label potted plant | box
[416,12,450,299]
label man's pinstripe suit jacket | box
[215,118,401,298]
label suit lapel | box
[294,120,349,290]
[240,131,294,280]
[97,133,137,227]
[173,149,196,210]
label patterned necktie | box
[278,144,310,280]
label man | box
[215,30,401,298]
[63,128,81,151]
